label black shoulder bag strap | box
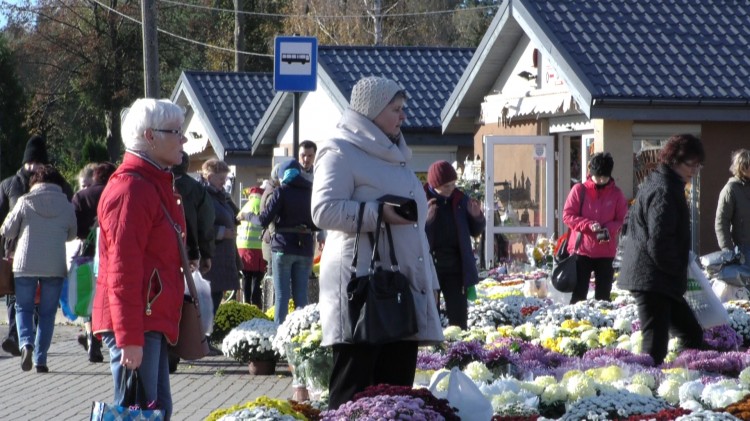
[350,202,367,275]
[572,184,586,252]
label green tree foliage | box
[0,33,28,179]
[0,0,493,175]
[81,137,110,164]
[452,0,498,47]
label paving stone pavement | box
[0,320,293,420]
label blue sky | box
[1,0,25,29]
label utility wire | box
[88,0,273,58]
[159,0,497,19]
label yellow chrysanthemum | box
[598,328,618,346]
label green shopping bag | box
[68,255,96,317]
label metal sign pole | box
[293,92,300,158]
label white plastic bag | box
[428,367,493,421]
[190,271,214,335]
[545,277,571,304]
[685,259,729,328]
[711,279,750,303]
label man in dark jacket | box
[618,134,706,365]
[259,159,317,324]
[172,152,215,274]
[169,152,215,370]
[0,135,73,356]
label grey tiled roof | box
[319,46,475,129]
[183,71,275,151]
[521,0,750,102]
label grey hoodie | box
[715,176,750,251]
[0,183,76,277]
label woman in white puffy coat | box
[311,76,443,409]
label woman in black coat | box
[618,134,706,365]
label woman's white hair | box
[120,98,185,151]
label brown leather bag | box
[0,256,13,297]
[161,204,209,360]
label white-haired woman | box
[92,98,187,419]
[716,149,750,267]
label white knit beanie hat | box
[349,76,405,120]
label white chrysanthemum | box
[657,379,681,405]
[668,337,682,352]
[485,330,503,344]
[616,338,632,352]
[520,380,544,396]
[613,317,631,332]
[541,384,567,404]
[739,367,750,386]
[679,399,704,412]
[491,391,521,407]
[443,325,462,341]
[565,373,597,401]
[533,375,557,388]
[626,383,654,397]
[514,322,539,339]
[272,304,319,357]
[701,383,744,409]
[539,325,559,341]
[630,372,656,389]
[597,365,624,383]
[579,329,598,343]
[629,331,643,353]
[678,380,704,404]
[464,361,493,383]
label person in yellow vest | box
[237,186,266,307]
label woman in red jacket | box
[562,152,628,304]
[92,98,187,420]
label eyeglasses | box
[152,128,184,137]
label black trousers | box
[570,255,615,304]
[631,291,703,365]
[242,270,263,308]
[436,271,468,329]
[328,341,418,410]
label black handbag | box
[550,186,585,293]
[345,203,418,345]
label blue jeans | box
[272,252,312,324]
[740,244,750,270]
[14,276,62,366]
[101,332,173,419]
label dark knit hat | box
[427,160,457,188]
[23,135,49,165]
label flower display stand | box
[248,359,276,375]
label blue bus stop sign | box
[274,36,318,92]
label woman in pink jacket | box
[562,152,628,304]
